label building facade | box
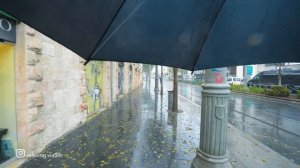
[0,20,142,165]
[227,63,300,81]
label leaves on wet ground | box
[21,90,201,168]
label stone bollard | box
[192,68,232,168]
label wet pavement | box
[170,80,300,165]
[20,80,299,168]
[21,85,200,168]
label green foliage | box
[297,90,300,99]
[230,85,267,94]
[265,86,290,97]
[248,87,265,94]
[230,85,293,98]
[230,85,249,92]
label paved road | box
[163,80,300,164]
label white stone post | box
[154,65,159,92]
[192,68,232,168]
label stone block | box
[69,69,81,80]
[34,81,43,91]
[27,80,37,93]
[16,93,29,110]
[27,134,45,155]
[28,119,45,137]
[79,57,85,63]
[26,51,37,65]
[38,104,54,120]
[26,26,36,36]
[28,92,44,107]
[28,107,38,122]
[53,89,64,102]
[26,67,43,81]
[26,37,42,53]
[42,41,55,57]
[52,69,66,81]
[80,86,86,96]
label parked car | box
[247,69,300,93]
[227,77,242,85]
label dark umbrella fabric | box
[195,0,300,70]
[0,0,125,59]
[0,0,299,70]
[91,0,225,70]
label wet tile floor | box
[21,87,200,168]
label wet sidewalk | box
[18,86,298,168]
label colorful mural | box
[85,61,103,114]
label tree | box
[277,63,285,86]
[154,65,159,92]
[278,64,282,86]
[142,64,153,86]
[172,68,178,112]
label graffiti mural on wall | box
[86,61,103,113]
[212,68,225,84]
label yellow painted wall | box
[0,44,17,150]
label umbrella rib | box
[191,0,226,71]
[84,0,127,65]
[88,0,146,63]
[258,0,273,32]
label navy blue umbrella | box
[0,0,299,70]
[0,0,125,59]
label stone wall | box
[14,23,143,155]
[15,24,86,154]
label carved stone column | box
[192,68,232,168]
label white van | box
[227,77,242,85]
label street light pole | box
[161,66,163,94]
[172,68,178,112]
[192,68,232,168]
[243,65,248,88]
[154,65,159,93]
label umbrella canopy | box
[0,0,125,59]
[0,0,299,70]
[196,0,300,70]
